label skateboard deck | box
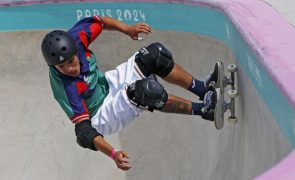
[214,62,225,130]
[213,62,238,130]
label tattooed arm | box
[161,94,192,115]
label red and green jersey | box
[49,16,109,123]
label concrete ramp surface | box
[0,1,294,180]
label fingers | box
[129,23,152,40]
[117,157,131,171]
[120,151,130,159]
[118,151,130,164]
[118,163,131,171]
[115,151,132,171]
[135,23,152,34]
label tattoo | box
[162,98,192,114]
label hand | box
[113,150,131,171]
[127,23,152,40]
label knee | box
[135,42,175,78]
[126,78,168,112]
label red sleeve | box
[68,16,104,50]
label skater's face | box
[55,55,80,77]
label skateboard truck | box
[224,64,238,123]
[214,62,238,130]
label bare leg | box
[162,63,207,100]
[161,94,193,115]
[163,64,194,89]
[161,94,213,121]
[160,65,207,116]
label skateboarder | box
[41,16,219,171]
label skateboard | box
[214,62,238,130]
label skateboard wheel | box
[227,64,237,72]
[228,116,238,123]
[228,89,238,98]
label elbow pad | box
[75,120,103,151]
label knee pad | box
[135,42,175,78]
[127,78,168,112]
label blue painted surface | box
[1,1,294,146]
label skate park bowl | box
[1,0,295,179]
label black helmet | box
[41,30,77,66]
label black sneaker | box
[203,61,221,90]
[201,87,218,121]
